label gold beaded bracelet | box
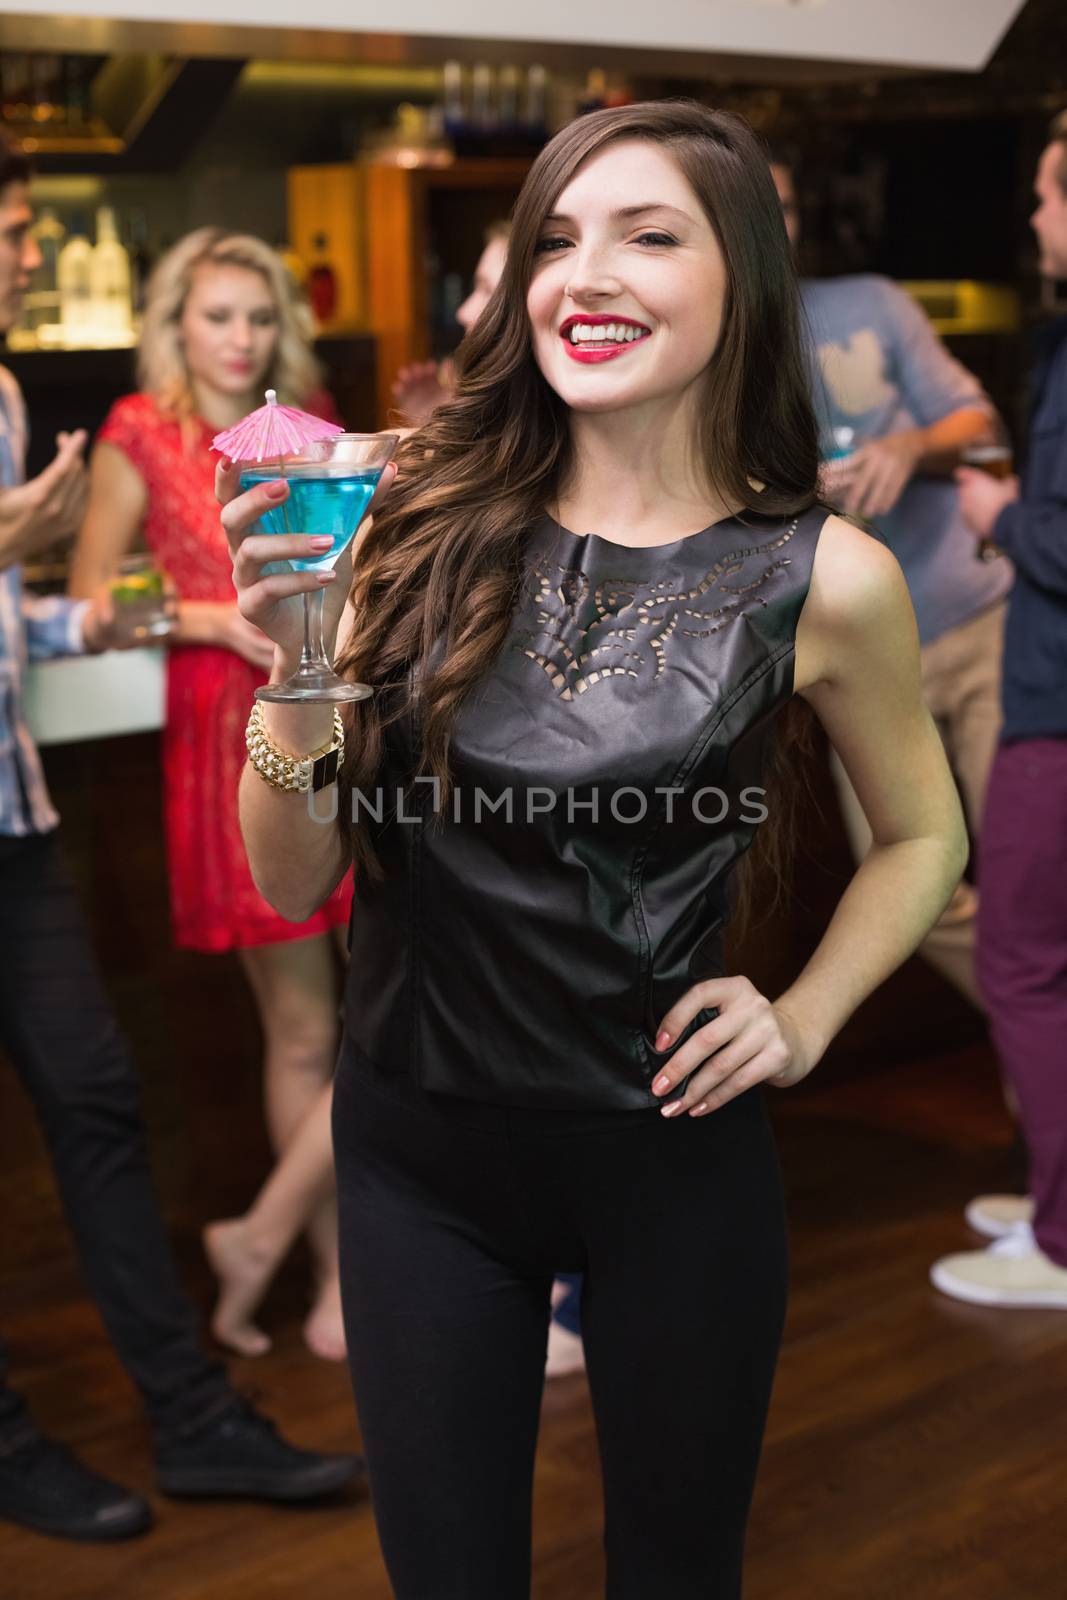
[246,702,345,795]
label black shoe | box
[0,1425,152,1543]
[154,1398,363,1503]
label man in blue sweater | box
[770,152,1011,1014]
[932,110,1067,1307]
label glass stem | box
[302,585,328,668]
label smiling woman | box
[334,107,817,841]
[220,98,968,1600]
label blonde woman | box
[70,228,350,1362]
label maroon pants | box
[977,737,1067,1267]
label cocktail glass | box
[109,553,177,645]
[239,431,397,704]
[961,417,1013,563]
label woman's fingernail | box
[652,1074,671,1095]
[266,480,287,499]
[309,535,334,549]
[661,1101,684,1118]
[689,1103,708,1117]
[655,1031,672,1052]
[317,572,335,584]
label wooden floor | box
[2,735,1063,1599]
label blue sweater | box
[993,318,1067,741]
[800,276,1011,647]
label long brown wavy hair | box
[336,100,821,899]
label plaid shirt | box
[0,364,90,835]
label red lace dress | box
[97,391,353,952]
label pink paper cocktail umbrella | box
[211,388,343,464]
[213,389,344,545]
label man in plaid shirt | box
[0,127,360,1544]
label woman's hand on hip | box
[650,975,817,1117]
[215,455,397,662]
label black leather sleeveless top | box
[343,505,827,1110]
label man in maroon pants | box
[932,108,1067,1307]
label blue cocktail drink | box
[239,467,384,571]
[238,431,398,704]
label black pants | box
[0,831,231,1442]
[333,1041,789,1600]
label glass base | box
[255,667,373,705]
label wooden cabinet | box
[362,158,532,426]
[286,163,367,331]
[287,156,533,426]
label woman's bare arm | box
[221,460,397,921]
[70,439,272,664]
[68,440,147,599]
[779,512,969,1059]
[611,511,970,1119]
[237,703,352,921]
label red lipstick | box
[559,313,651,364]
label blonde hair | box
[138,227,321,423]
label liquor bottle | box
[58,216,94,346]
[471,64,495,133]
[126,209,153,314]
[577,69,607,117]
[64,57,90,129]
[441,272,464,328]
[90,206,132,340]
[524,65,548,142]
[1,55,31,122]
[498,65,521,135]
[442,60,466,144]
[307,234,337,324]
[24,207,65,338]
[30,55,61,123]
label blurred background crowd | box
[1,0,1066,1593]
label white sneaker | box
[931,1224,1067,1309]
[964,1194,1035,1239]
